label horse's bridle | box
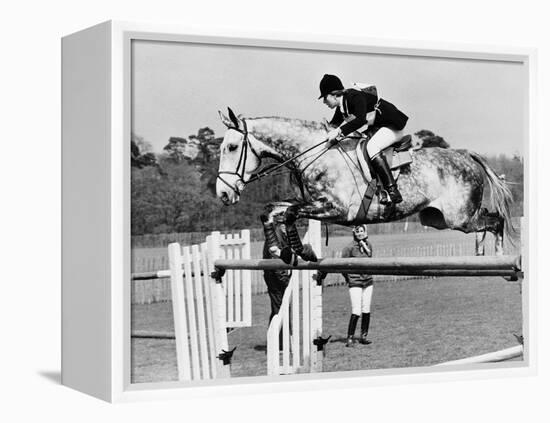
[217,118,330,200]
[217,119,261,197]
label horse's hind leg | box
[467,208,505,255]
[475,231,486,256]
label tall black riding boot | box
[345,314,360,347]
[360,313,372,345]
[370,154,403,204]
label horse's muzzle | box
[219,191,232,205]
[216,176,243,205]
[217,186,240,205]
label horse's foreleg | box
[283,208,318,262]
[292,199,348,222]
[261,202,299,264]
[286,200,347,263]
[261,200,346,263]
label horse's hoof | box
[299,244,318,262]
[280,247,294,264]
[285,208,298,225]
[268,246,282,258]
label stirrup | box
[387,185,403,204]
[379,189,392,205]
[379,187,402,205]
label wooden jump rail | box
[131,270,204,281]
[214,255,522,277]
[131,270,171,280]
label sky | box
[132,40,527,157]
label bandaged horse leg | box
[262,202,297,264]
[475,231,486,256]
[475,208,505,255]
[287,199,349,262]
[284,208,318,262]
[262,199,345,263]
[457,207,507,256]
[260,214,280,255]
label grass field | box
[131,274,522,383]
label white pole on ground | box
[435,345,523,366]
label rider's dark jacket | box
[329,89,408,136]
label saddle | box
[351,133,413,220]
[356,134,413,182]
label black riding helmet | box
[318,74,344,99]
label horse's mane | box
[248,116,326,131]
[245,116,327,145]
[246,116,450,150]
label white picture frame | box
[61,20,537,403]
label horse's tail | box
[469,151,515,240]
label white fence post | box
[168,243,191,381]
[266,219,323,376]
[307,220,323,372]
[206,232,231,378]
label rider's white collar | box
[338,96,346,114]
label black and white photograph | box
[7,0,549,419]
[129,37,527,384]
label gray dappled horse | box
[216,108,514,260]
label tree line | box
[131,128,524,236]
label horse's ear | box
[218,110,233,128]
[227,107,241,129]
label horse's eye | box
[228,144,238,152]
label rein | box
[247,138,328,184]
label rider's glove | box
[326,128,342,147]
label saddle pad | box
[390,150,413,170]
[356,139,412,181]
[355,139,373,181]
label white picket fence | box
[142,221,323,381]
[160,230,252,381]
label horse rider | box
[318,74,408,204]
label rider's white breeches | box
[349,286,373,315]
[366,127,404,158]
